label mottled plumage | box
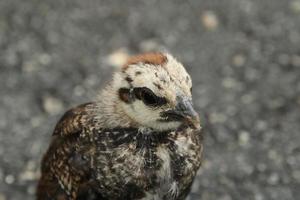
[37,53,203,200]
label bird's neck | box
[94,85,137,129]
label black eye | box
[190,87,193,93]
[134,87,166,107]
[140,88,159,106]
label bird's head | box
[111,52,200,131]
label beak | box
[161,96,200,129]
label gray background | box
[0,0,300,199]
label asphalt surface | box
[0,0,300,199]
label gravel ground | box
[1,0,300,199]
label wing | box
[37,102,139,200]
[37,102,101,200]
[52,102,97,137]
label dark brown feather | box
[37,103,203,200]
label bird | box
[36,52,203,200]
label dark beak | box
[160,96,200,129]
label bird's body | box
[37,53,203,200]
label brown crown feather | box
[122,52,168,71]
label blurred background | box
[1,0,300,199]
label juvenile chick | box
[37,52,203,200]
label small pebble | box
[218,194,232,200]
[268,173,279,185]
[106,48,129,68]
[222,77,238,89]
[202,160,212,170]
[27,185,35,195]
[241,94,255,104]
[73,85,85,96]
[23,60,39,72]
[209,112,227,123]
[30,116,43,128]
[287,156,296,166]
[292,170,300,182]
[38,53,52,65]
[43,96,64,115]
[232,54,246,67]
[268,150,282,164]
[201,11,219,30]
[291,55,300,67]
[254,193,264,200]
[255,120,268,131]
[0,193,6,200]
[139,39,162,52]
[257,163,267,172]
[290,1,300,13]
[19,170,39,181]
[238,131,250,146]
[5,175,15,184]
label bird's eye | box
[134,87,166,107]
[140,88,158,106]
[190,87,193,93]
